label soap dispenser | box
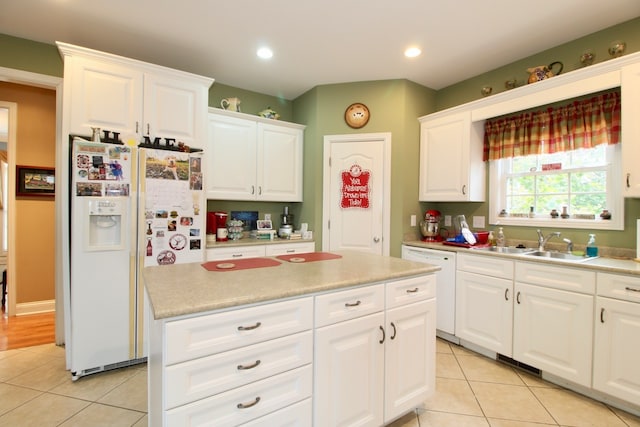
[586,234,598,257]
[496,227,506,247]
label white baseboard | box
[15,299,55,316]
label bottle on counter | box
[488,230,496,246]
[586,234,598,257]
[496,227,506,247]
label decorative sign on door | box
[340,164,371,209]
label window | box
[489,143,623,230]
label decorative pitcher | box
[221,97,241,112]
[527,61,563,84]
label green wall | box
[2,15,640,253]
[428,16,640,250]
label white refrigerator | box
[67,138,205,379]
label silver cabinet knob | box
[373,236,380,243]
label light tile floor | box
[0,338,639,426]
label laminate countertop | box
[143,250,440,320]
[403,240,640,276]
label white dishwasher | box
[402,245,457,342]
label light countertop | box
[143,250,440,320]
[403,240,640,276]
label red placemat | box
[276,252,342,263]
[202,257,281,272]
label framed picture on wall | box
[16,165,55,197]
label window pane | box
[511,156,536,174]
[508,175,535,194]
[571,193,607,215]
[537,195,569,214]
[571,171,606,193]
[538,173,568,193]
[570,145,606,168]
[507,195,534,214]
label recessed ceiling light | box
[404,47,421,58]
[257,47,273,59]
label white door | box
[323,133,390,256]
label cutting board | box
[442,241,491,249]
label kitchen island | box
[144,250,440,426]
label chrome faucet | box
[537,229,561,251]
[563,238,573,253]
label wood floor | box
[0,309,56,350]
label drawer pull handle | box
[237,396,261,409]
[406,287,419,294]
[390,322,397,340]
[505,288,509,301]
[237,360,261,370]
[625,286,640,293]
[232,254,244,258]
[237,322,261,331]
[287,249,295,253]
[516,291,521,305]
[379,325,385,344]
[345,300,362,307]
[600,307,606,323]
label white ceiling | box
[2,1,640,99]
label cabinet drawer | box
[165,365,312,427]
[515,262,595,294]
[165,331,312,409]
[241,398,311,427]
[386,275,436,309]
[457,253,513,279]
[206,245,265,261]
[597,272,640,302]
[315,284,384,328]
[265,242,315,256]
[165,297,313,365]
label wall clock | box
[344,103,370,129]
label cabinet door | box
[67,56,143,137]
[384,299,435,423]
[513,282,593,387]
[419,112,484,202]
[622,62,640,197]
[143,73,208,149]
[593,296,640,406]
[456,270,514,356]
[314,312,385,427]
[206,114,257,200]
[257,122,303,201]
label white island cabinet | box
[145,251,438,427]
[314,275,436,426]
[57,42,212,150]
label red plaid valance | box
[483,90,621,161]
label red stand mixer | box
[420,209,443,242]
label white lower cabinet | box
[593,272,640,406]
[314,276,436,427]
[513,262,595,388]
[455,254,514,356]
[151,297,314,426]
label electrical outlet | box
[473,216,486,228]
[444,215,452,227]
[410,215,417,227]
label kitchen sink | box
[523,250,598,263]
[473,246,535,254]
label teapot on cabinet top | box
[527,61,563,84]
[221,97,241,112]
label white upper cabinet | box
[622,62,640,197]
[206,109,304,201]
[418,111,485,202]
[58,42,212,149]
